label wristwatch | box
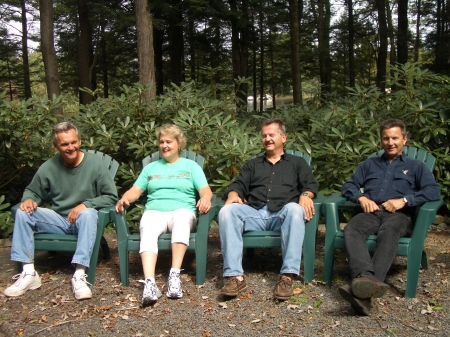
[403,197,408,204]
[302,192,310,198]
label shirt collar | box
[381,152,406,162]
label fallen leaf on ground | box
[99,305,113,310]
[293,288,303,295]
[218,302,228,309]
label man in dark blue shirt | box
[339,119,441,315]
[218,118,319,300]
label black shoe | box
[339,284,372,316]
[351,275,389,299]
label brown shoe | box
[339,284,372,316]
[274,275,293,300]
[220,276,247,297]
[351,275,389,299]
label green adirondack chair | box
[11,150,119,284]
[215,149,324,283]
[110,150,217,286]
[322,146,443,298]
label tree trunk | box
[259,6,264,112]
[413,0,421,63]
[100,18,108,98]
[21,0,32,99]
[153,4,164,95]
[230,0,249,110]
[289,0,302,104]
[39,0,61,105]
[397,0,408,64]
[386,0,396,80]
[168,0,183,85]
[135,0,157,101]
[77,0,94,104]
[376,0,387,92]
[312,0,331,95]
[269,25,276,109]
[346,0,355,88]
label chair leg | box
[323,247,336,287]
[118,243,130,286]
[405,249,424,299]
[195,241,208,285]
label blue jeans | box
[11,207,98,268]
[343,208,413,281]
[218,203,306,277]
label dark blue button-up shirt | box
[224,153,319,211]
[342,153,440,207]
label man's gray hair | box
[379,119,407,137]
[53,122,80,145]
[262,118,286,135]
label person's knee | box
[77,208,98,225]
[284,202,305,219]
[218,204,240,223]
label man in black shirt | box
[218,118,319,300]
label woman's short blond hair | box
[156,124,187,150]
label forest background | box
[0,0,449,237]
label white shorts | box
[139,209,197,254]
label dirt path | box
[1,226,449,336]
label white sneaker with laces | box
[4,271,41,297]
[71,274,92,300]
[166,271,182,299]
[139,278,162,306]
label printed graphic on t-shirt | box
[148,172,191,180]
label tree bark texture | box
[135,0,156,101]
[312,0,331,95]
[346,0,355,88]
[230,0,249,110]
[376,0,388,92]
[289,0,303,104]
[39,0,61,103]
[168,0,183,85]
[397,0,409,64]
[21,0,32,99]
[77,0,94,104]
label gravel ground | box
[0,225,449,337]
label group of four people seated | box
[4,118,441,316]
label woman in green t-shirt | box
[116,124,213,306]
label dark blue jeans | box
[343,208,413,281]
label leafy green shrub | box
[1,62,449,236]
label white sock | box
[74,265,86,278]
[170,268,181,274]
[145,277,155,283]
[22,263,35,274]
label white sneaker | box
[71,274,92,300]
[139,278,162,306]
[166,271,182,299]
[4,271,41,297]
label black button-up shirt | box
[342,153,441,207]
[224,153,319,212]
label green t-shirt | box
[21,152,118,216]
[134,157,208,213]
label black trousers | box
[343,208,413,281]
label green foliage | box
[0,195,12,238]
[1,63,450,235]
